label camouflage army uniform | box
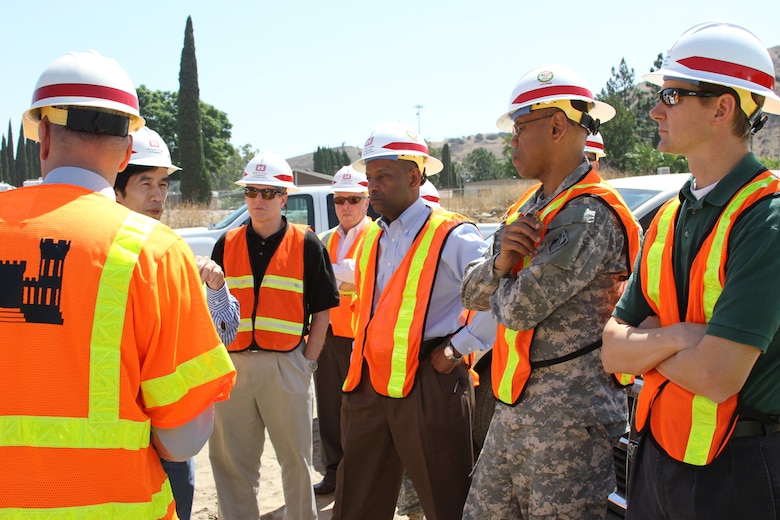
[461,161,631,520]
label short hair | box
[699,81,765,139]
[115,164,157,197]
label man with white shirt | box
[313,165,372,495]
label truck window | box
[286,193,315,229]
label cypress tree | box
[177,16,210,203]
[441,144,453,187]
[6,122,15,186]
[27,140,41,179]
[1,136,7,183]
[15,130,27,184]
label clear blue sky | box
[1,1,778,161]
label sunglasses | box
[333,196,367,205]
[244,187,285,200]
[658,88,718,106]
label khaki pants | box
[209,346,316,520]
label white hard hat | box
[128,127,180,174]
[23,50,144,142]
[419,180,441,208]
[331,165,368,193]
[584,132,606,158]
[353,121,443,175]
[497,64,615,135]
[235,151,300,193]
[643,21,780,132]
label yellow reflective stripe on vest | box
[142,345,237,408]
[645,200,678,308]
[226,275,254,290]
[238,316,304,335]
[386,217,444,397]
[497,328,520,403]
[0,212,155,450]
[0,482,172,519]
[684,394,720,465]
[261,274,304,293]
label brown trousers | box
[332,359,474,520]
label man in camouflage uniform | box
[461,64,640,519]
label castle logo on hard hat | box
[365,137,374,147]
[342,173,352,180]
[537,71,554,83]
[256,164,267,172]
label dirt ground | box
[190,390,408,520]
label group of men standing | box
[2,19,780,520]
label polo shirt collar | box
[680,152,765,207]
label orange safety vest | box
[493,169,642,405]
[0,185,235,518]
[343,209,471,398]
[636,169,780,466]
[223,224,307,352]
[322,218,372,338]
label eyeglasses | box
[334,196,367,205]
[244,187,285,200]
[512,114,555,135]
[658,88,718,106]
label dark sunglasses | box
[244,187,284,200]
[333,196,367,205]
[658,87,718,106]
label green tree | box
[137,85,234,190]
[15,129,27,183]
[0,135,8,183]
[598,59,639,172]
[214,143,257,190]
[177,16,210,203]
[439,143,455,188]
[5,122,15,185]
[462,147,500,181]
[499,133,517,178]
[313,146,350,175]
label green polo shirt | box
[615,153,780,414]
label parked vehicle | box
[176,185,502,257]
[175,185,340,257]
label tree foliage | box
[0,121,40,186]
[177,16,210,203]
[313,146,350,175]
[438,143,456,188]
[462,147,501,182]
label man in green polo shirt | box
[602,22,780,519]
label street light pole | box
[415,104,424,134]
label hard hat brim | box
[496,99,616,132]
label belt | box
[732,419,780,438]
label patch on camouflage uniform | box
[547,231,568,254]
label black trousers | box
[313,329,352,482]
[627,431,780,519]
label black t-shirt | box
[212,218,339,332]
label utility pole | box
[415,105,424,134]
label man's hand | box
[196,255,226,290]
[493,215,542,272]
[339,281,356,293]
[430,342,462,374]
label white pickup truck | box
[175,184,499,257]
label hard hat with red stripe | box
[235,152,300,193]
[497,64,615,135]
[585,132,606,158]
[331,165,368,193]
[419,180,441,208]
[127,127,180,175]
[643,22,780,133]
[353,121,443,175]
[23,50,144,142]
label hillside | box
[287,45,780,171]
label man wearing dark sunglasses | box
[603,22,780,520]
[312,165,372,497]
[208,152,339,520]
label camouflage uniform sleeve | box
[461,224,505,311]
[490,197,626,331]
